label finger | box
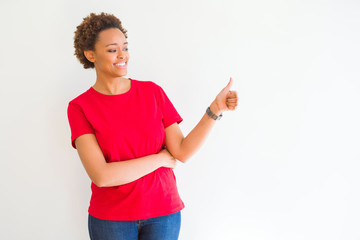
[226,95,238,101]
[226,98,238,103]
[226,96,238,100]
[227,90,238,98]
[223,77,233,92]
[228,105,237,111]
[226,100,238,106]
[226,103,238,108]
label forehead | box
[96,28,126,45]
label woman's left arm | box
[165,77,238,163]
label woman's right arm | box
[74,133,177,187]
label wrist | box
[210,101,222,116]
[158,149,170,167]
[207,103,223,121]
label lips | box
[114,62,127,69]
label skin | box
[77,28,238,187]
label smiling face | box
[84,28,129,78]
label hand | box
[210,77,238,115]
[159,149,177,169]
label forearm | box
[99,154,164,187]
[165,77,237,163]
[177,102,221,162]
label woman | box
[68,12,238,240]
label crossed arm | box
[75,78,238,187]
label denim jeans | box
[88,211,181,240]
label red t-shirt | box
[67,78,184,220]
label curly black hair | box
[74,12,128,69]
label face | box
[85,28,129,78]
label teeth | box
[116,62,126,66]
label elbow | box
[90,171,109,188]
[90,164,117,187]
[175,153,190,164]
[94,178,114,188]
[177,158,187,164]
[94,175,117,187]
[92,171,127,188]
[171,148,191,163]
[92,176,106,188]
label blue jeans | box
[88,211,181,240]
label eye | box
[108,49,116,53]
[124,48,129,52]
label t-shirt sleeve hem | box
[164,116,183,129]
[71,131,95,149]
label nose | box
[117,50,126,60]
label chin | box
[115,71,127,77]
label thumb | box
[223,77,233,92]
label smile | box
[114,62,127,68]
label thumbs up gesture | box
[209,77,238,115]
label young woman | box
[68,12,238,240]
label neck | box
[93,72,130,95]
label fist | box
[210,77,238,114]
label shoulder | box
[130,78,165,96]
[131,78,161,89]
[68,88,92,108]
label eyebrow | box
[105,42,128,47]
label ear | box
[84,50,96,63]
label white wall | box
[1,0,359,239]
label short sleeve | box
[155,85,183,128]
[67,101,95,149]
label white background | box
[1,0,359,239]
